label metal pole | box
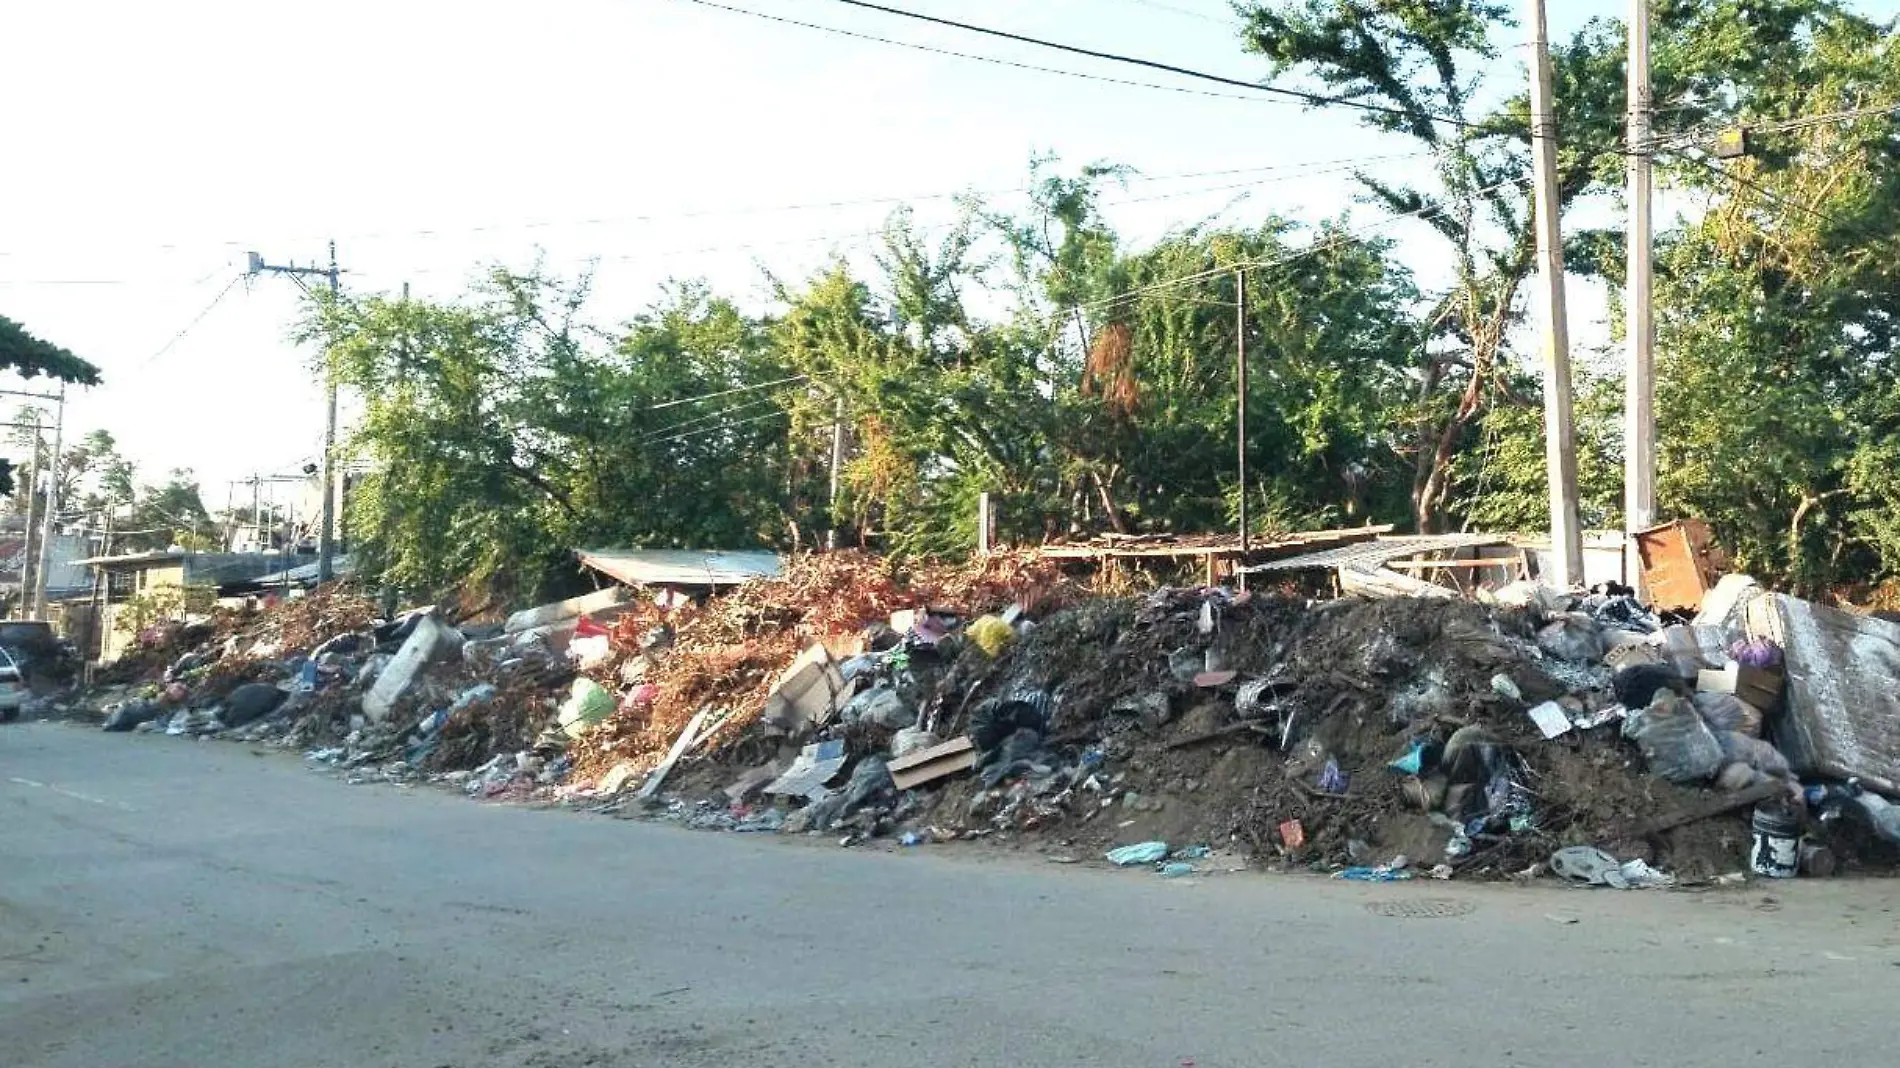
[318,240,340,583]
[20,417,39,618]
[1236,268,1250,553]
[1625,0,1657,586]
[1526,0,1584,587]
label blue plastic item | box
[1105,841,1170,866]
[1333,865,1415,882]
[1158,862,1194,878]
[1387,739,1426,775]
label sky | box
[1,0,1894,519]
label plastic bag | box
[1692,691,1763,738]
[1716,729,1791,778]
[1613,664,1680,710]
[557,677,615,739]
[1622,691,1724,783]
[1536,616,1606,663]
[1105,841,1169,866]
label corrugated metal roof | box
[576,548,782,587]
[1237,534,1508,573]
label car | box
[0,620,77,688]
[0,646,25,721]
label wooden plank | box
[637,708,710,799]
[1633,779,1784,836]
[888,736,977,791]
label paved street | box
[3,721,1896,1067]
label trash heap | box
[80,550,1900,887]
[571,569,1900,885]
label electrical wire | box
[1103,0,1230,26]
[638,393,784,440]
[646,406,790,446]
[647,373,812,410]
[136,274,244,368]
[672,0,1291,105]
[820,0,1479,129]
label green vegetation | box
[292,0,1899,601]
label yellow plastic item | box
[967,615,1015,657]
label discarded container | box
[1749,804,1800,879]
[1158,862,1195,878]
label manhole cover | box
[1364,898,1476,918]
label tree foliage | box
[0,316,100,385]
[281,0,1900,602]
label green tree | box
[0,316,100,385]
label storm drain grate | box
[1364,898,1476,918]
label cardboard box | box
[1696,663,1784,713]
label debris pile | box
[78,542,1900,888]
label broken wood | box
[1634,779,1785,836]
[888,736,977,791]
[1165,721,1268,750]
[637,708,710,800]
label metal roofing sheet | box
[575,548,783,587]
[1237,533,1508,573]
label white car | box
[0,646,26,721]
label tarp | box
[575,548,782,588]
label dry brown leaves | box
[568,551,1078,782]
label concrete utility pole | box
[1526,0,1584,587]
[1625,0,1658,584]
[826,395,845,551]
[34,384,65,618]
[246,241,343,584]
[20,418,39,615]
[1235,268,1250,554]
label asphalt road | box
[3,721,1897,1068]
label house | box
[76,550,296,661]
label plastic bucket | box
[1750,804,1800,879]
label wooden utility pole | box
[1526,0,1584,587]
[1625,0,1657,584]
[1235,268,1250,554]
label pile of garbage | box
[80,550,1900,887]
[557,569,1900,884]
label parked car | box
[0,646,25,721]
[0,620,77,692]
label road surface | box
[3,721,1896,1067]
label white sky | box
[2,0,1895,512]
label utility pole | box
[1526,0,1584,587]
[33,384,65,618]
[20,417,38,617]
[1625,0,1657,585]
[1235,268,1250,554]
[246,241,343,584]
[826,395,845,551]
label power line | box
[137,274,245,368]
[647,373,812,410]
[647,406,790,446]
[672,0,1292,105]
[1103,0,1230,26]
[821,0,1477,129]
